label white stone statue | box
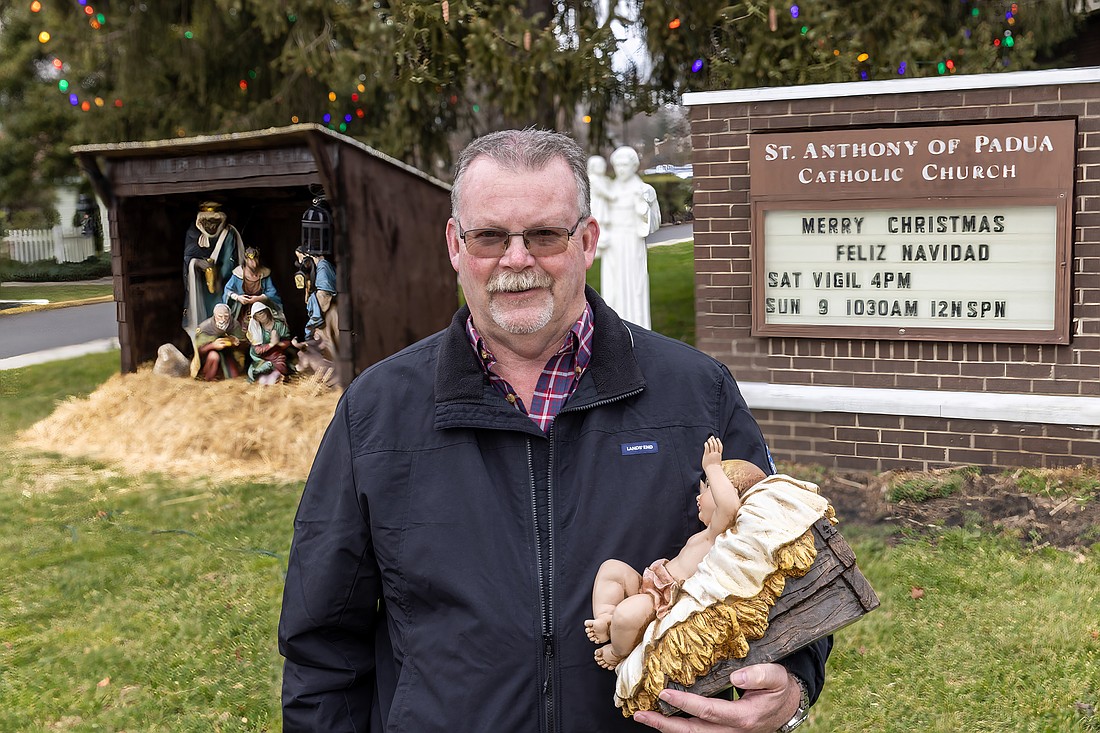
[599,146,661,329]
[588,155,612,259]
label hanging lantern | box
[301,193,333,257]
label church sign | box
[749,119,1075,343]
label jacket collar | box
[434,286,646,430]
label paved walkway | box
[0,337,119,371]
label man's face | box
[214,310,231,331]
[446,157,598,345]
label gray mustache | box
[487,271,553,293]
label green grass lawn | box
[0,351,120,434]
[0,456,293,732]
[0,354,289,731]
[3,255,1099,731]
[588,241,696,345]
[0,282,114,304]
[809,526,1100,732]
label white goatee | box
[485,270,555,334]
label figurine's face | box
[255,310,273,327]
[213,305,231,330]
[198,211,226,236]
[697,478,717,525]
[610,149,638,179]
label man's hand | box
[633,664,802,733]
[192,258,212,271]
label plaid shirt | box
[466,304,594,432]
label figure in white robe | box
[588,155,612,259]
[600,146,660,329]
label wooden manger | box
[658,518,879,715]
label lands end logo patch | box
[621,441,658,456]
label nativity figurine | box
[223,246,284,333]
[247,302,293,385]
[194,303,247,381]
[294,245,339,362]
[183,201,245,338]
[586,436,835,717]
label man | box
[279,129,829,732]
[194,303,246,381]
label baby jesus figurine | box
[585,436,766,670]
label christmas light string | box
[33,0,122,113]
[665,0,1024,81]
[33,0,1027,130]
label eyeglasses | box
[458,217,585,259]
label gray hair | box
[451,129,591,221]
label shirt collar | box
[466,303,594,374]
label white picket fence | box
[2,226,95,264]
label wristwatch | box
[776,674,811,733]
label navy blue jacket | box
[279,288,830,732]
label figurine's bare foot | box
[701,435,723,469]
[594,644,622,670]
[585,614,612,644]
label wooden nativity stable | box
[72,124,456,387]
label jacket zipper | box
[527,439,555,733]
[534,387,643,731]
